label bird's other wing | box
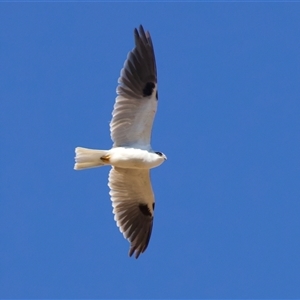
[110,25,158,148]
[108,167,155,258]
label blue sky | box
[1,2,300,298]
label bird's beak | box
[164,155,167,161]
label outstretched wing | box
[108,167,155,258]
[110,25,158,148]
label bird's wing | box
[110,25,158,148]
[108,167,155,258]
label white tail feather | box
[74,147,109,170]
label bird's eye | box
[155,151,163,157]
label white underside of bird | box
[74,147,165,170]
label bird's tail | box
[74,147,109,170]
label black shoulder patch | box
[143,82,155,97]
[152,203,155,211]
[156,90,158,100]
[139,203,152,217]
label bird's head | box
[155,151,167,161]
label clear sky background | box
[1,2,300,299]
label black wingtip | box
[128,247,141,259]
[134,25,146,38]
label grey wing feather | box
[117,25,157,99]
[109,167,155,258]
[110,25,158,147]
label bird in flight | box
[74,25,166,258]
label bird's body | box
[74,25,166,258]
[75,146,165,170]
